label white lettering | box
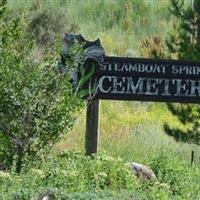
[174,79,189,96]
[172,65,179,74]
[159,79,171,96]
[145,79,159,95]
[126,77,144,94]
[189,80,200,97]
[111,76,125,94]
[98,76,112,93]
[100,64,107,71]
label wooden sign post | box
[85,99,99,155]
[62,33,200,156]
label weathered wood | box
[85,99,99,155]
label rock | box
[39,190,57,200]
[41,196,49,200]
[128,162,156,180]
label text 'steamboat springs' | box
[95,56,200,103]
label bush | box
[150,149,200,199]
[0,0,83,173]
[28,8,69,47]
[0,151,172,200]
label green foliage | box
[28,8,69,47]
[150,150,200,199]
[166,0,200,60]
[164,104,200,145]
[1,151,199,199]
[0,152,135,199]
[7,0,172,57]
[0,1,83,173]
[139,36,168,58]
[0,152,173,200]
[65,0,149,31]
[165,0,200,145]
[1,1,200,199]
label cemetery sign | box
[62,33,200,103]
[62,33,200,155]
[95,56,200,103]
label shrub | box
[150,149,200,199]
[28,8,69,47]
[0,0,83,173]
[0,151,172,200]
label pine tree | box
[164,0,200,145]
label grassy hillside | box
[2,1,200,199]
[7,0,200,164]
[8,0,171,57]
[56,101,200,165]
[19,0,197,165]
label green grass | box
[8,0,171,57]
[3,1,200,199]
[56,101,200,165]
[1,151,200,199]
[7,0,200,171]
